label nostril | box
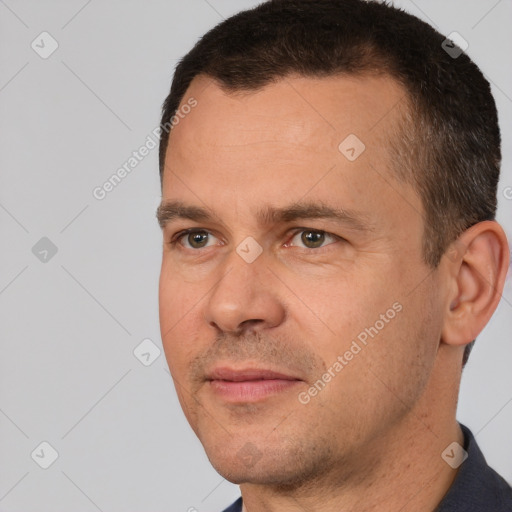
[238,319,265,331]
[209,319,265,337]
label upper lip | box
[206,366,301,382]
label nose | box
[204,250,286,335]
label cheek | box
[291,264,426,390]
[350,287,439,406]
[159,264,203,372]
[288,266,391,349]
[159,258,202,324]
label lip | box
[207,367,300,382]
[206,366,302,403]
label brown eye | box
[301,230,325,248]
[184,231,210,248]
[288,229,338,249]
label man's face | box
[158,74,447,486]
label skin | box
[158,74,509,511]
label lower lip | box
[209,379,301,402]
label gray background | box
[0,1,510,510]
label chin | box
[202,435,334,489]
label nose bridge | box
[204,245,285,334]
[217,251,258,305]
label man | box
[156,0,512,510]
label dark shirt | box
[221,424,512,511]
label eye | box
[174,229,219,249]
[287,229,339,249]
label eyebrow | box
[156,201,212,228]
[156,200,374,233]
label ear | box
[441,221,510,348]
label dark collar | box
[436,423,512,511]
[221,496,242,512]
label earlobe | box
[441,221,509,349]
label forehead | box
[162,73,421,231]
[167,72,406,155]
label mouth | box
[205,366,303,403]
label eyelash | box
[169,228,341,251]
